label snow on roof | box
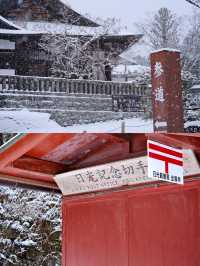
[0,28,43,35]
[120,36,151,64]
[58,0,99,27]
[0,15,23,30]
[59,0,71,7]
[0,15,43,35]
[118,55,136,65]
[25,21,100,35]
[23,21,138,38]
[113,64,150,75]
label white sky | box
[66,0,195,30]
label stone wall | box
[0,75,150,126]
[1,91,144,126]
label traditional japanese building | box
[0,15,44,75]
[0,0,142,79]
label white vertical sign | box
[148,140,184,184]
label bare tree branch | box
[136,7,181,50]
[186,0,200,8]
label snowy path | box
[0,109,153,133]
[63,117,153,133]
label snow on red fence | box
[0,75,150,96]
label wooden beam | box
[0,134,50,169]
[0,166,55,183]
[13,156,69,175]
[68,141,131,170]
[0,173,59,191]
[41,134,108,164]
[146,133,200,151]
[25,133,76,159]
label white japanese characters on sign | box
[147,140,184,184]
[54,157,152,196]
[154,62,164,78]
[155,87,165,102]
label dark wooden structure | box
[0,1,142,78]
[0,0,99,26]
[0,15,43,75]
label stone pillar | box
[150,49,184,132]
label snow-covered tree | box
[0,135,62,265]
[136,7,181,50]
[182,10,200,77]
[39,17,125,79]
[0,187,61,265]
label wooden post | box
[121,121,126,133]
[150,49,184,133]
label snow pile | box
[0,109,62,132]
[0,109,153,133]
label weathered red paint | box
[0,133,200,265]
[150,50,184,133]
[62,179,200,266]
[0,133,200,189]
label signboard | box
[54,156,152,196]
[148,140,184,184]
[150,50,184,132]
[54,146,200,195]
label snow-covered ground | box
[0,109,153,133]
[0,109,62,132]
[64,117,153,133]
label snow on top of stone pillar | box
[151,48,181,54]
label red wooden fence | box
[62,180,200,266]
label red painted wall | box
[62,181,200,266]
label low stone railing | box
[0,75,150,96]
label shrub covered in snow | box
[0,186,61,265]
